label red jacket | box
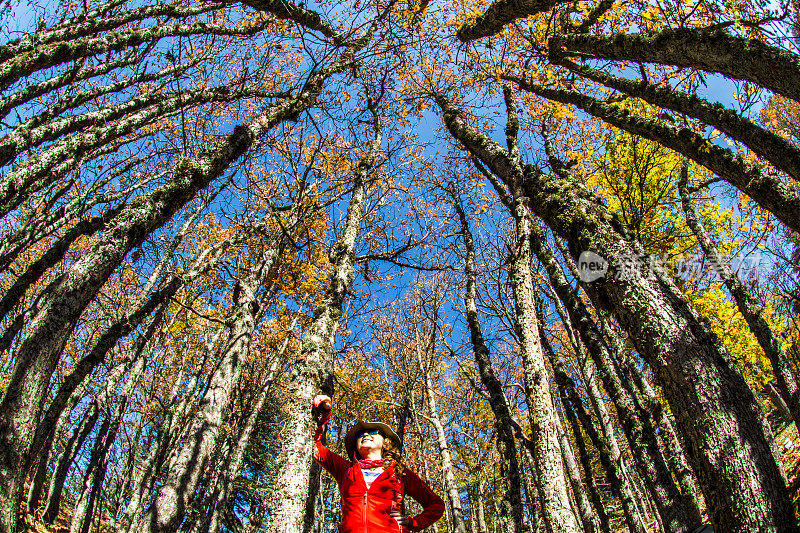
[314,429,445,533]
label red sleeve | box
[402,469,445,532]
[313,426,350,482]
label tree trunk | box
[70,354,147,533]
[554,354,643,533]
[475,480,489,533]
[42,403,100,524]
[0,50,353,532]
[265,113,381,533]
[538,327,601,533]
[451,189,524,533]
[679,169,800,431]
[559,387,611,533]
[594,311,703,526]
[530,224,689,531]
[484,86,579,533]
[551,28,800,102]
[416,326,467,533]
[434,91,794,531]
[26,379,89,515]
[138,233,283,533]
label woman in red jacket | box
[312,395,445,533]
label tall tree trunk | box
[26,183,224,473]
[265,111,381,533]
[41,403,100,524]
[0,49,354,533]
[451,189,524,533]
[553,351,643,533]
[538,325,601,533]
[70,354,147,533]
[483,85,579,533]
[434,91,793,531]
[138,226,284,533]
[475,479,489,533]
[415,320,467,533]
[535,231,693,532]
[558,385,611,533]
[594,311,703,526]
[26,380,89,515]
[44,346,151,526]
[518,441,541,532]
[121,351,211,533]
[206,316,299,533]
[679,168,800,430]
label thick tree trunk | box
[550,28,800,102]
[0,47,354,533]
[434,92,794,531]
[530,225,691,531]
[510,200,579,533]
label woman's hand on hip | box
[390,510,409,528]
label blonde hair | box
[381,435,405,476]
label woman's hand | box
[312,395,332,426]
[313,395,332,409]
[390,510,409,528]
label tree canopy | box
[1,0,799,532]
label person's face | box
[356,429,384,456]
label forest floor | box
[19,425,800,532]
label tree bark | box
[265,110,381,533]
[553,351,643,533]
[558,385,611,533]
[434,91,794,531]
[0,44,356,532]
[550,28,800,102]
[542,56,800,182]
[679,169,800,430]
[456,0,568,42]
[451,190,524,533]
[593,311,703,527]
